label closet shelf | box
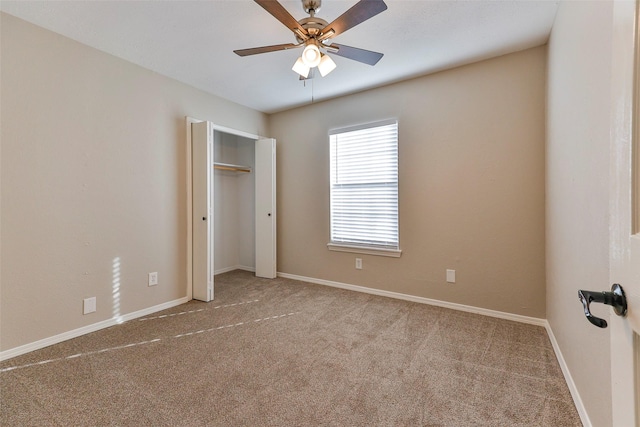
[214,162,252,173]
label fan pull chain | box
[302,77,314,105]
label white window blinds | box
[329,120,399,249]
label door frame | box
[185,117,263,300]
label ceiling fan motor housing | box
[302,0,321,14]
[296,17,329,42]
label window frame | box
[327,119,402,258]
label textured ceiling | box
[0,0,559,113]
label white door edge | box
[609,1,640,425]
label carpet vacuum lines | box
[173,312,300,338]
[137,299,261,321]
[0,311,300,373]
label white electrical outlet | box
[446,269,456,283]
[83,297,96,314]
[355,258,362,270]
[148,272,158,286]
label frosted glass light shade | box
[302,44,321,67]
[292,57,310,78]
[318,54,337,77]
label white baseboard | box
[0,296,190,362]
[215,265,255,275]
[2,266,255,361]
[277,272,546,326]
[545,322,591,427]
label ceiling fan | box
[234,0,388,79]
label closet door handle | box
[202,217,207,221]
[268,213,271,217]
[577,284,627,328]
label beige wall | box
[0,13,268,351]
[270,46,547,318]
[546,2,614,426]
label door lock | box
[578,284,627,328]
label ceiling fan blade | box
[327,43,383,66]
[234,43,299,57]
[321,0,387,38]
[254,0,308,38]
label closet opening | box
[186,118,276,302]
[213,130,257,276]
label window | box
[328,120,401,257]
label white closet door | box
[192,121,214,301]
[255,138,276,278]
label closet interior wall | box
[213,131,256,274]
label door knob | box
[578,284,627,328]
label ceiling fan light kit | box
[318,54,337,77]
[292,57,311,78]
[234,0,387,80]
[302,42,322,67]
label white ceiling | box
[1,0,559,113]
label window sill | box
[327,243,402,258]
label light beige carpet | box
[1,270,581,426]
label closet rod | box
[213,162,252,173]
